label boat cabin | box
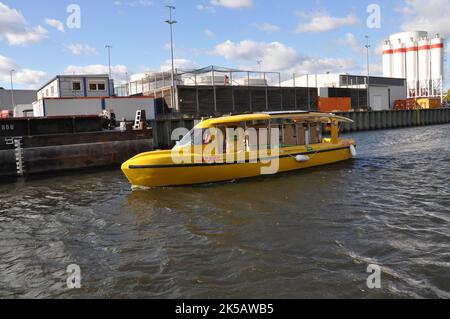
[176,111,352,153]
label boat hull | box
[121,142,355,187]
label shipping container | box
[416,98,442,109]
[318,97,352,112]
[394,99,407,110]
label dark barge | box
[0,116,152,178]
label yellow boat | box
[121,111,356,187]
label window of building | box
[51,86,54,95]
[88,81,107,92]
[72,82,81,91]
[46,89,49,97]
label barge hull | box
[0,131,152,178]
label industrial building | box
[0,88,37,113]
[281,74,407,111]
[383,31,445,99]
[37,74,115,100]
[115,66,319,117]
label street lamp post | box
[125,71,129,96]
[257,60,262,79]
[105,45,113,80]
[10,69,15,110]
[365,35,371,110]
[165,5,177,109]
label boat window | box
[245,121,270,151]
[280,121,324,146]
[203,129,212,144]
[177,128,202,147]
[176,128,218,147]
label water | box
[0,124,449,299]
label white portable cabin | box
[32,97,155,120]
[37,75,114,100]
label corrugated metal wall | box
[175,85,318,116]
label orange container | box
[318,97,352,112]
[416,98,442,109]
[1,110,10,118]
[406,99,418,109]
[394,99,407,110]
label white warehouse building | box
[281,73,407,111]
[383,31,445,98]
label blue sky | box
[0,0,448,89]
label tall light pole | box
[165,5,177,109]
[105,45,113,80]
[257,60,262,79]
[125,71,129,96]
[365,35,371,110]
[10,69,15,109]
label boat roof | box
[197,111,353,128]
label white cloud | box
[292,58,358,75]
[210,0,253,9]
[64,43,98,55]
[0,55,18,74]
[159,59,197,72]
[204,29,216,39]
[399,0,450,38]
[4,26,47,46]
[337,33,365,54]
[114,0,153,7]
[296,12,358,33]
[0,2,48,46]
[254,23,281,33]
[215,40,299,71]
[0,55,47,88]
[368,63,383,76]
[214,39,359,75]
[64,64,129,81]
[196,4,216,13]
[13,69,48,88]
[45,18,65,32]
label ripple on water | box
[0,125,449,298]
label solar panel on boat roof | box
[262,111,310,115]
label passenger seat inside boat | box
[310,123,323,144]
[281,122,323,147]
[282,124,297,147]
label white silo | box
[382,41,393,78]
[406,38,418,97]
[389,31,428,45]
[393,40,406,79]
[430,34,444,97]
[418,37,430,97]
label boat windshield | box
[175,127,207,148]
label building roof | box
[37,74,110,92]
[178,65,280,75]
[289,73,406,87]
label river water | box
[0,124,449,299]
